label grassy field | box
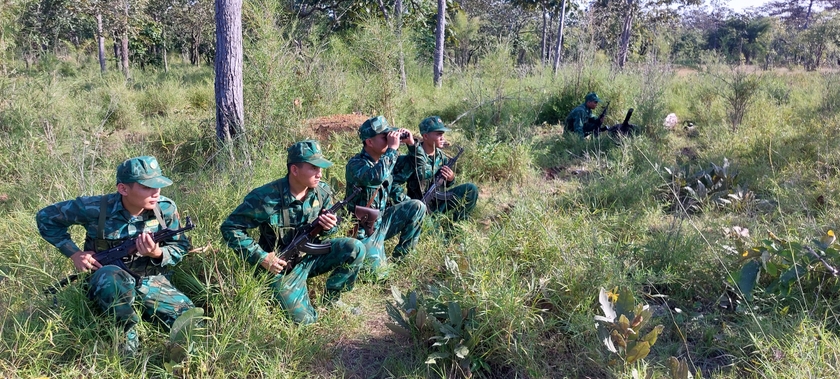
[2,31,840,378]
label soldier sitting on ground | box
[36,156,196,355]
[393,115,478,223]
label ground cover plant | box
[3,17,840,379]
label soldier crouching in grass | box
[345,116,426,281]
[394,116,478,223]
[565,92,604,137]
[220,140,366,324]
[36,156,196,356]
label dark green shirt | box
[220,177,336,265]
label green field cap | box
[419,116,451,134]
[287,140,333,168]
[585,92,601,103]
[359,116,397,140]
[116,156,173,188]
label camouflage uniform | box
[565,92,602,136]
[220,140,365,324]
[36,156,195,348]
[393,116,478,222]
[346,116,426,278]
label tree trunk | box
[433,0,446,87]
[617,0,634,69]
[804,0,814,29]
[553,0,567,74]
[97,12,106,73]
[540,4,547,64]
[215,0,245,141]
[113,37,120,70]
[162,28,169,73]
[121,32,130,78]
[395,0,407,90]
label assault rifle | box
[598,108,635,136]
[44,217,196,295]
[277,187,362,272]
[420,146,465,211]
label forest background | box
[2,0,840,378]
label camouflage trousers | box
[361,199,425,278]
[88,265,195,332]
[269,237,365,324]
[428,183,478,222]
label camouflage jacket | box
[220,177,337,266]
[565,103,598,135]
[393,144,455,200]
[345,148,407,231]
[36,193,188,272]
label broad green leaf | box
[736,260,761,301]
[385,301,410,330]
[598,325,617,353]
[615,287,635,319]
[625,341,651,364]
[385,322,412,338]
[641,325,664,346]
[765,261,779,277]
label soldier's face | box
[586,100,598,109]
[118,183,161,212]
[366,133,389,154]
[423,131,446,148]
[290,162,322,189]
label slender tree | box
[433,0,446,87]
[552,0,566,74]
[214,0,244,141]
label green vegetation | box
[3,3,840,379]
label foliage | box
[729,229,840,303]
[594,287,664,366]
[659,158,759,214]
[386,286,482,378]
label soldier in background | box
[393,116,478,223]
[36,156,195,355]
[565,92,604,136]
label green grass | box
[2,25,840,378]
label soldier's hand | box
[70,250,102,272]
[386,130,402,150]
[317,212,338,230]
[398,128,415,146]
[261,252,288,275]
[136,232,162,258]
[440,166,455,182]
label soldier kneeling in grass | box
[220,140,366,324]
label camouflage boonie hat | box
[359,116,397,141]
[116,156,173,188]
[419,116,451,135]
[287,140,333,168]
[585,92,601,103]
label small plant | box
[729,230,840,302]
[594,287,664,367]
[660,158,764,214]
[386,286,482,378]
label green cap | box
[116,156,173,188]
[585,92,601,103]
[419,116,451,135]
[287,140,333,168]
[359,116,397,141]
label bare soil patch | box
[306,113,369,141]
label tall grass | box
[2,15,840,379]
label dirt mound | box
[306,113,368,141]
